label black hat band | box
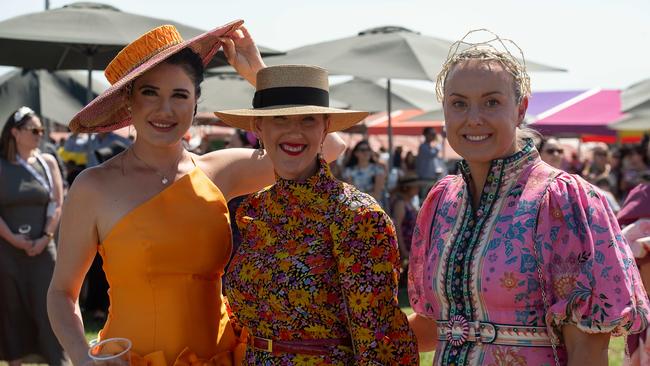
[253,86,330,108]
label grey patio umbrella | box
[621,78,650,113]
[0,2,283,103]
[607,78,650,132]
[0,68,106,130]
[330,78,438,112]
[197,74,348,124]
[609,108,650,131]
[264,25,564,183]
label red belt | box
[251,336,352,356]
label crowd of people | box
[1,20,649,366]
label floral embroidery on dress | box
[488,347,527,366]
[499,272,520,291]
[549,253,580,300]
[224,158,418,365]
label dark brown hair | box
[164,47,205,99]
[0,107,36,162]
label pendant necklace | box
[130,148,184,185]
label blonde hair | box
[435,29,531,104]
[437,29,537,149]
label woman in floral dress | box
[407,30,650,366]
[217,65,418,365]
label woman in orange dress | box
[47,22,345,366]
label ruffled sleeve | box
[331,193,418,365]
[408,175,456,317]
[535,173,650,339]
[622,219,650,259]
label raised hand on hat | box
[220,25,266,87]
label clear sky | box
[2,0,649,91]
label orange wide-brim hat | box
[69,20,244,133]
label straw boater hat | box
[215,65,369,132]
[68,19,244,133]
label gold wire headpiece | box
[435,29,531,103]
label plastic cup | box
[88,337,131,365]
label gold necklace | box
[130,148,184,185]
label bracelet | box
[43,232,54,240]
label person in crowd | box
[342,140,386,202]
[404,150,417,174]
[621,145,650,199]
[0,107,67,365]
[390,173,423,285]
[582,143,612,184]
[609,146,624,199]
[216,64,418,364]
[415,127,445,195]
[407,30,649,365]
[393,145,404,173]
[566,150,585,174]
[538,136,564,169]
[618,182,650,366]
[594,177,621,213]
[47,23,345,366]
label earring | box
[125,82,133,112]
[257,139,264,154]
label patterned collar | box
[458,138,538,186]
[457,138,539,212]
[272,157,339,205]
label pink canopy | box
[531,89,624,136]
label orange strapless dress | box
[97,167,245,366]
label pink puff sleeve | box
[408,175,456,317]
[535,173,650,339]
[621,219,650,259]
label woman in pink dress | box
[618,183,650,366]
[407,30,650,366]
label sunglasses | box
[22,127,45,136]
[543,148,564,155]
[356,147,371,152]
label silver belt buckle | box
[474,321,496,344]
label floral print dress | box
[224,158,418,365]
[408,140,650,365]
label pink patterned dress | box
[409,140,650,365]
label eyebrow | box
[139,84,158,90]
[449,91,504,98]
[138,85,190,93]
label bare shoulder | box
[40,152,58,166]
[68,155,124,202]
